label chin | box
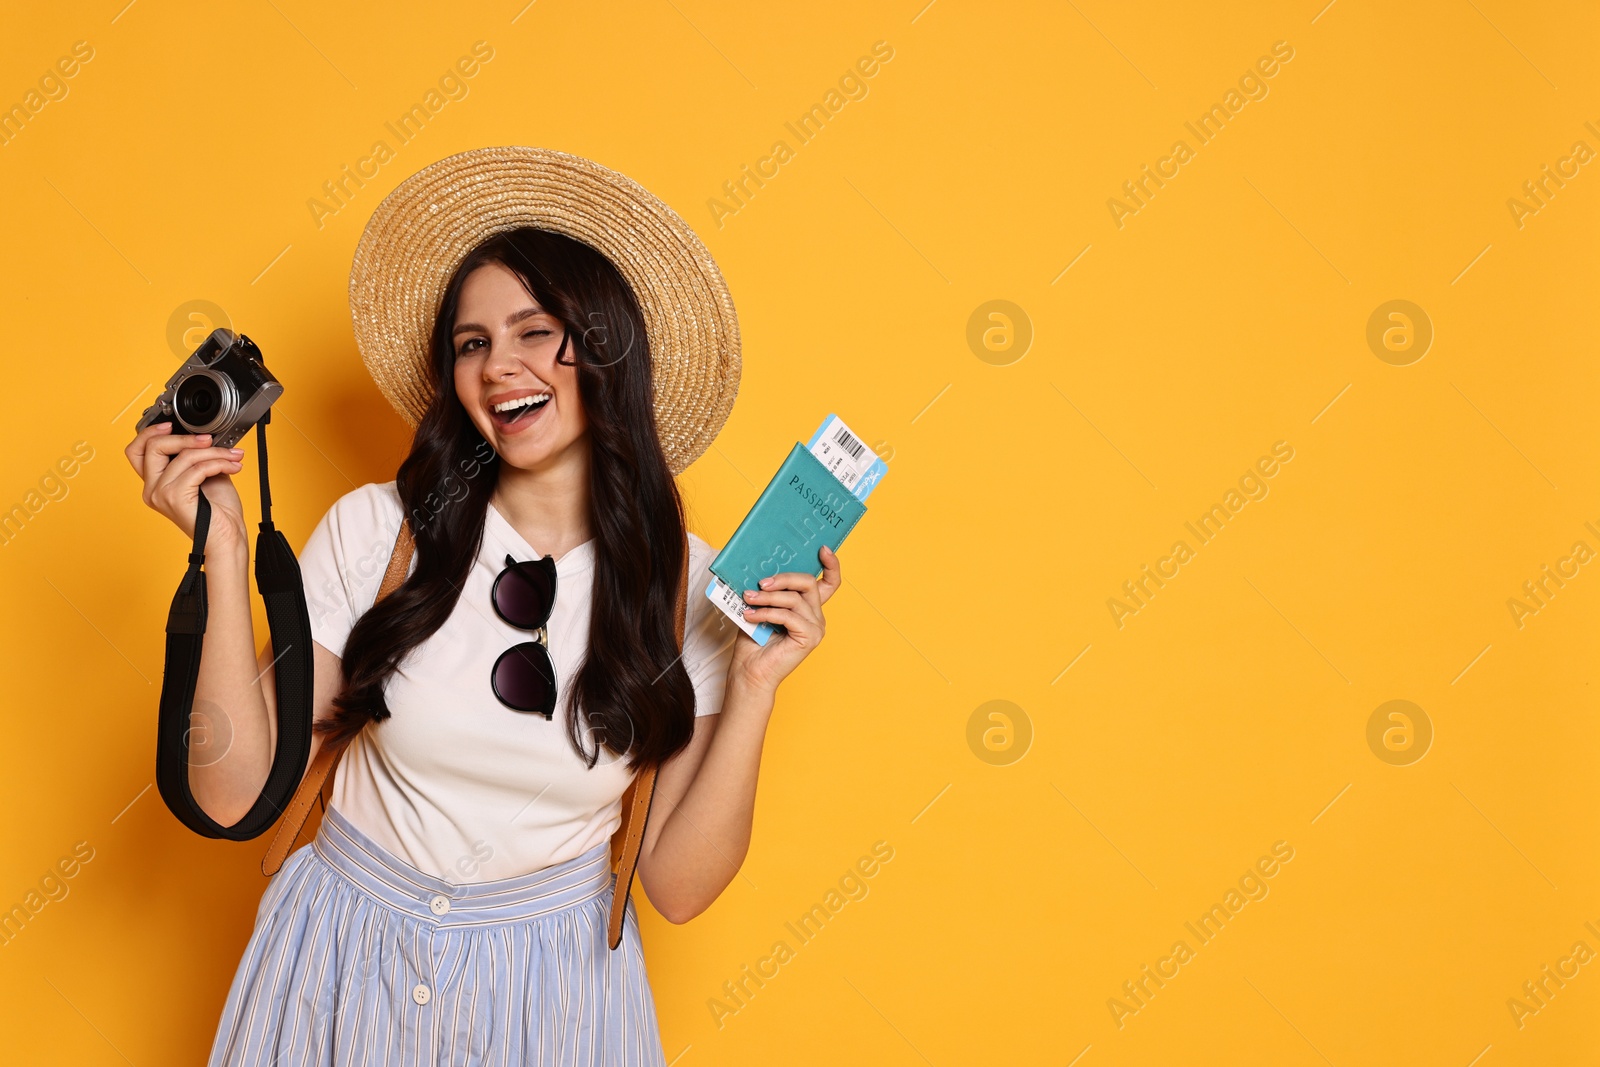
[497,446,558,471]
[494,432,584,472]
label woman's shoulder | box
[686,529,718,571]
[323,480,403,524]
[686,530,735,592]
[683,531,719,613]
[308,480,405,557]
[300,482,408,653]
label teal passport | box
[709,443,868,594]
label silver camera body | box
[136,328,283,449]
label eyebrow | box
[452,305,548,337]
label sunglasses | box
[489,552,559,718]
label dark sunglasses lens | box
[494,562,555,629]
[492,642,556,716]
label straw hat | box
[348,146,741,475]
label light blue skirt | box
[207,804,667,1067]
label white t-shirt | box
[297,481,736,884]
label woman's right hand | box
[125,421,249,553]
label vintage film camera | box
[136,328,282,449]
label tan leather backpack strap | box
[606,530,690,949]
[262,739,349,876]
[261,518,415,876]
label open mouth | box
[490,392,551,429]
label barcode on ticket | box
[832,423,864,460]
[806,413,888,501]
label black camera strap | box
[154,409,315,840]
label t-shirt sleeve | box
[298,482,407,660]
[683,533,737,717]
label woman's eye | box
[523,329,552,340]
[456,337,485,356]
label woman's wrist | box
[723,672,777,719]
[204,533,249,569]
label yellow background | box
[1,1,1596,1063]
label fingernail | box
[198,434,211,441]
[229,448,243,455]
[744,590,757,600]
[759,577,773,587]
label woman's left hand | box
[729,545,842,694]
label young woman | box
[124,148,840,1066]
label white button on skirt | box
[206,804,666,1066]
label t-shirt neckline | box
[485,498,595,568]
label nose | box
[482,333,523,380]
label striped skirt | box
[207,804,667,1067]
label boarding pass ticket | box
[704,414,886,646]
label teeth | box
[492,394,550,414]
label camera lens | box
[174,370,238,434]
[177,377,219,420]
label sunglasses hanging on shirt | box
[490,552,559,718]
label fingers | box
[125,420,173,475]
[132,425,211,484]
[817,544,842,603]
[742,587,810,615]
[149,444,244,504]
[760,546,844,610]
[742,587,823,640]
[759,571,823,597]
[739,603,815,638]
[757,571,820,617]
[145,429,224,460]
[137,429,231,488]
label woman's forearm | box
[643,677,776,922]
[186,538,275,825]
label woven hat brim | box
[348,147,740,475]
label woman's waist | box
[312,802,614,926]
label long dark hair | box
[317,227,696,769]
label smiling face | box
[451,260,588,473]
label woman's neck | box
[490,446,593,560]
